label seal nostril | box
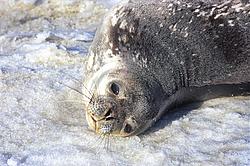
[106,117,115,121]
[124,124,132,133]
[105,109,112,117]
[105,109,115,121]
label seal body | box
[83,0,250,137]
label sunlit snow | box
[0,1,249,165]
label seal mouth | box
[86,111,150,137]
[86,109,118,134]
[85,95,128,136]
[86,111,97,132]
[86,110,139,137]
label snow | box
[0,0,249,165]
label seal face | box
[83,0,250,137]
[84,58,165,137]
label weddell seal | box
[82,0,250,137]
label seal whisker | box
[103,133,117,166]
[60,71,94,97]
[104,134,109,152]
[62,71,93,95]
[60,71,82,83]
[106,134,112,153]
[107,134,111,152]
[103,134,118,165]
[96,134,107,154]
[58,81,92,100]
[58,100,87,104]
[107,135,119,166]
[85,134,104,153]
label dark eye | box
[124,123,132,133]
[110,82,120,95]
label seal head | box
[84,55,165,137]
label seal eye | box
[110,82,120,95]
[124,123,132,133]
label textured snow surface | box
[0,0,250,166]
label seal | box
[83,0,250,137]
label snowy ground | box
[0,0,250,165]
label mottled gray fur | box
[86,0,250,136]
